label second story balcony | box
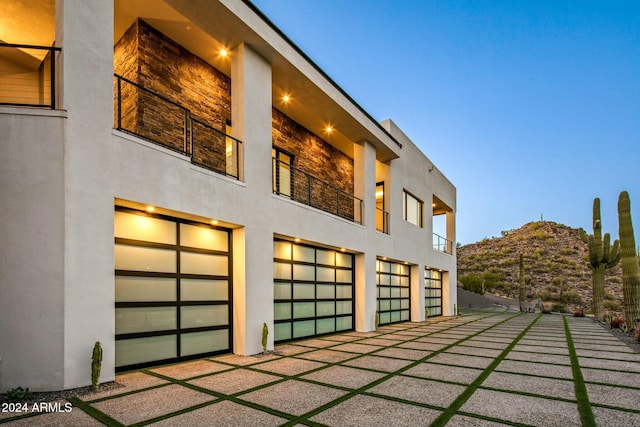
[0,43,60,109]
[114,74,242,180]
[273,156,363,224]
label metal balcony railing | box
[273,157,363,224]
[114,74,242,180]
[0,43,61,109]
[376,207,390,234]
[433,233,453,254]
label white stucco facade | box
[0,0,457,391]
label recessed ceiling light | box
[146,206,155,212]
[282,94,291,103]
[325,125,334,133]
[211,219,218,225]
[295,238,301,242]
[219,48,228,57]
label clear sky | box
[251,0,640,245]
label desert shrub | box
[459,274,484,294]
[604,291,615,300]
[608,276,622,284]
[560,290,582,305]
[604,300,621,311]
[560,248,574,256]
[551,303,568,313]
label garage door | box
[273,240,354,341]
[114,208,231,371]
[425,268,443,317]
[377,259,410,324]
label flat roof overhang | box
[114,0,402,162]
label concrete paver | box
[3,310,639,426]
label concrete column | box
[59,0,116,389]
[411,263,425,322]
[353,141,377,331]
[231,43,274,354]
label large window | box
[403,190,423,227]
[273,240,354,341]
[376,259,410,324]
[425,268,442,317]
[272,147,293,198]
[114,208,232,371]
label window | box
[376,182,388,233]
[403,190,423,227]
[272,147,293,198]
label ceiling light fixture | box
[219,48,228,57]
[325,125,334,133]
[282,94,291,103]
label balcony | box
[273,157,363,224]
[376,208,390,234]
[114,74,242,180]
[433,233,453,255]
[0,43,60,109]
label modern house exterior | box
[0,0,457,392]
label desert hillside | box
[457,221,624,313]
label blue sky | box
[251,0,640,245]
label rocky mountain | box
[456,221,624,313]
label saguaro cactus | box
[261,323,268,354]
[91,341,102,391]
[519,254,526,312]
[618,191,640,330]
[579,198,621,320]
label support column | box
[231,43,273,354]
[354,141,377,331]
[411,263,425,321]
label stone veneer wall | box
[113,19,355,213]
[272,108,355,219]
[114,19,231,174]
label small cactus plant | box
[261,323,268,354]
[374,310,379,331]
[91,341,102,391]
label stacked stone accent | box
[114,19,355,218]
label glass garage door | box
[273,240,354,342]
[377,259,410,324]
[114,208,231,371]
[425,268,443,317]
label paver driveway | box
[2,310,639,426]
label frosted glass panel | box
[293,320,315,338]
[379,300,391,310]
[181,329,228,356]
[336,285,352,298]
[391,263,402,275]
[336,253,352,268]
[293,245,314,262]
[115,277,176,302]
[400,311,410,321]
[316,318,335,334]
[275,322,292,340]
[293,283,314,299]
[274,282,291,299]
[379,312,390,324]
[391,311,401,322]
[293,302,315,318]
[391,275,401,286]
[293,264,314,281]
[379,274,390,286]
[274,241,292,260]
[316,249,334,266]
[336,316,352,331]
[181,305,228,328]
[114,211,176,244]
[180,224,228,251]
[317,267,334,282]
[115,245,176,272]
[401,265,409,275]
[274,303,291,320]
[274,262,291,279]
[336,301,352,315]
[401,288,410,298]
[401,299,410,309]
[401,276,409,287]
[378,261,390,273]
[116,335,176,367]
[391,287,401,298]
[336,269,352,283]
[181,279,228,301]
[316,301,335,316]
[116,307,176,334]
[181,253,227,275]
[378,287,390,298]
[317,284,334,299]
